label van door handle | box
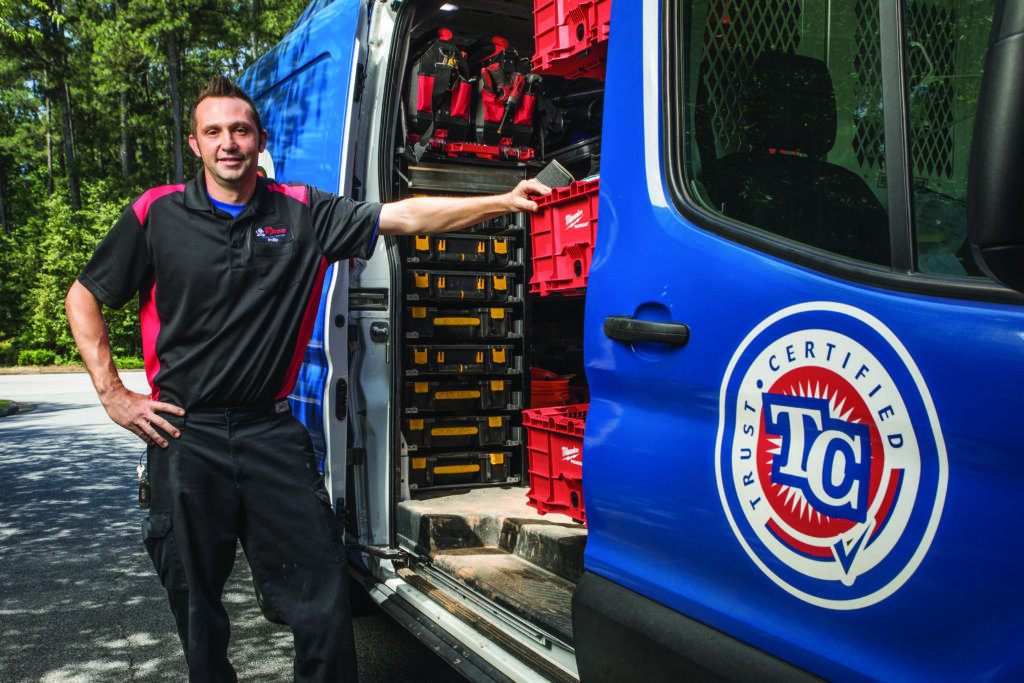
[603,315,690,347]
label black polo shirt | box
[79,170,382,409]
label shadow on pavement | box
[0,402,296,681]
[1,396,463,682]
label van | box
[239,1,1024,680]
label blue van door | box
[238,0,370,506]
[577,1,1024,681]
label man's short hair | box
[190,76,263,137]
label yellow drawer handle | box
[435,317,480,326]
[436,390,480,400]
[435,464,480,475]
[432,427,478,436]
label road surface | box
[0,370,462,682]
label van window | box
[905,2,990,276]
[675,0,993,276]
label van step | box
[396,487,586,644]
[500,520,586,583]
[397,487,586,582]
[431,547,575,644]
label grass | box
[0,357,143,372]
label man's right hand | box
[66,279,185,449]
[101,385,184,448]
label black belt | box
[185,399,291,421]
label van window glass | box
[906,1,992,277]
[683,0,892,266]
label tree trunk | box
[44,70,54,195]
[0,172,9,235]
[250,0,260,60]
[167,30,184,183]
[119,90,130,179]
[59,76,81,212]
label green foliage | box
[0,0,307,366]
[1,0,64,44]
[21,181,137,364]
[0,337,16,365]
[17,348,56,365]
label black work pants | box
[142,404,357,682]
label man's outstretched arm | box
[65,280,184,448]
[377,178,550,235]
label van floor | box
[396,486,586,644]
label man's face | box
[188,96,267,193]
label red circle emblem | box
[757,366,887,546]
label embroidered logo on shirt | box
[254,224,292,243]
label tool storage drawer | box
[407,344,519,374]
[405,306,515,339]
[408,234,513,266]
[409,270,516,302]
[403,415,513,450]
[408,451,513,489]
[404,379,519,413]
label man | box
[65,75,548,682]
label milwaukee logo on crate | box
[529,177,599,296]
[564,209,587,230]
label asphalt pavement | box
[0,371,463,682]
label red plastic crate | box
[524,404,587,524]
[533,0,611,80]
[529,177,599,296]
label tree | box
[1,0,308,364]
[0,0,62,43]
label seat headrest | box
[740,51,837,156]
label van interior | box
[353,0,603,668]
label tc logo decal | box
[764,393,871,524]
[716,303,947,609]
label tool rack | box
[398,161,531,490]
